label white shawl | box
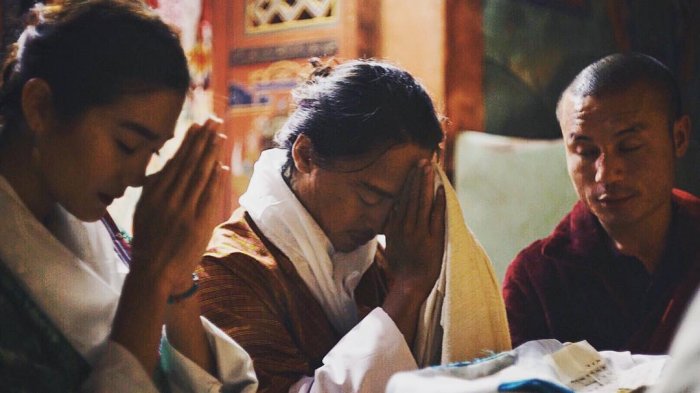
[0,175,124,360]
[0,174,258,392]
[239,148,377,334]
[240,149,512,365]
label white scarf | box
[239,149,377,334]
[0,175,127,363]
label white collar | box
[0,175,128,362]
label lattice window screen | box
[245,0,337,33]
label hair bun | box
[308,57,337,80]
[27,3,49,26]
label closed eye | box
[116,140,136,155]
[573,145,599,159]
[359,191,383,206]
[358,180,397,204]
[619,141,643,153]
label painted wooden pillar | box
[444,0,483,179]
[210,0,378,213]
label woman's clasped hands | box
[130,117,228,300]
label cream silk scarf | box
[239,149,377,335]
[412,165,512,366]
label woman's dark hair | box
[556,53,682,122]
[276,59,444,174]
[0,0,190,139]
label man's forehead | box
[559,89,664,136]
[353,144,432,191]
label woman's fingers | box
[197,161,228,220]
[167,118,221,204]
[129,115,232,298]
[134,117,223,241]
[151,122,200,195]
[186,129,225,205]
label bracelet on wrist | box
[167,272,199,304]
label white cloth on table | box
[649,288,700,393]
[388,339,668,393]
[0,174,257,392]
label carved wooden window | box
[245,0,337,33]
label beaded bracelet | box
[167,272,200,304]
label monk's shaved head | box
[556,53,681,125]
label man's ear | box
[21,78,55,138]
[291,134,315,174]
[672,114,691,158]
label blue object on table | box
[498,379,574,393]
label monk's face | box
[558,82,689,231]
[291,139,432,252]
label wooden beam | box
[444,0,483,179]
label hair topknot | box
[307,57,338,80]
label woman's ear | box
[291,134,315,174]
[21,78,55,138]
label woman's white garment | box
[412,165,512,366]
[239,149,417,392]
[0,175,257,393]
[649,288,700,393]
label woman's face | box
[35,89,184,221]
[293,142,434,253]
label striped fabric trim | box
[101,214,132,266]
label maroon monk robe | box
[503,189,700,354]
